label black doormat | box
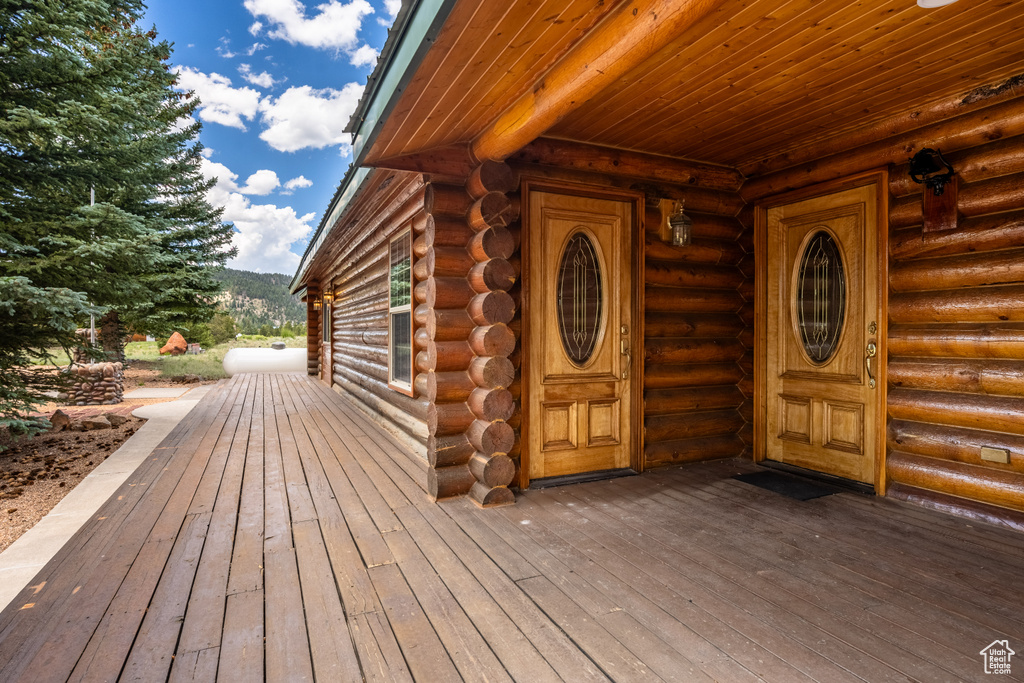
[732,471,842,501]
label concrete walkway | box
[0,384,217,612]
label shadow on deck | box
[0,373,1022,682]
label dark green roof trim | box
[289,165,371,293]
[346,0,459,168]
[291,0,456,294]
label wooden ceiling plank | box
[620,0,1012,159]
[694,5,1024,162]
[372,1,495,161]
[602,0,921,152]
[739,92,1024,201]
[740,72,1024,177]
[472,0,730,161]
[563,0,895,143]
[393,0,564,156]
[371,1,517,162]
[578,0,870,144]
[411,0,615,156]
[555,0,795,138]
[719,47,1024,167]
[703,0,1024,150]
[451,0,628,151]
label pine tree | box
[0,0,236,434]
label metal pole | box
[89,186,96,347]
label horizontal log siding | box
[885,125,1024,514]
[643,204,749,469]
[316,172,429,454]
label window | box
[388,230,413,393]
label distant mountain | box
[213,269,305,333]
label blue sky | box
[142,0,400,275]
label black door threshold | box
[758,460,875,495]
[529,468,637,489]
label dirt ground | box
[0,361,216,553]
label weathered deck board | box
[1,373,1022,682]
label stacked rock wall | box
[67,362,124,405]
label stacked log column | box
[886,127,1024,515]
[643,190,750,466]
[423,183,480,499]
[464,162,519,506]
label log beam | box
[888,323,1024,359]
[512,138,743,191]
[888,359,1024,397]
[741,96,1024,201]
[888,388,1024,436]
[472,0,727,161]
[887,451,1024,513]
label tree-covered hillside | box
[213,269,305,334]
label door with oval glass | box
[763,181,882,485]
[527,190,636,481]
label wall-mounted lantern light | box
[668,199,692,247]
[909,148,955,196]
[312,297,322,311]
[322,291,333,307]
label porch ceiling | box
[364,0,1024,173]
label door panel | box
[528,191,634,480]
[765,184,880,484]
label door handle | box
[621,339,631,380]
[865,341,877,389]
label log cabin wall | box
[506,149,751,476]
[420,181,479,500]
[643,200,751,467]
[314,171,431,459]
[741,90,1024,522]
[886,132,1024,518]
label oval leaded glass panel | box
[556,231,603,365]
[796,230,846,364]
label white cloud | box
[240,169,281,195]
[349,44,378,68]
[249,21,263,35]
[246,42,267,56]
[201,158,313,273]
[282,175,313,194]
[216,37,237,59]
[238,63,277,88]
[377,0,400,26]
[174,67,261,130]
[258,83,363,153]
[244,0,374,53]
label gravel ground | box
[0,362,215,553]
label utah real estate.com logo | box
[980,640,1015,675]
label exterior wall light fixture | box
[668,199,692,247]
[909,147,955,196]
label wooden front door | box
[526,190,636,482]
[762,180,883,485]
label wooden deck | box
[1,373,1022,682]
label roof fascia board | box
[289,166,371,293]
